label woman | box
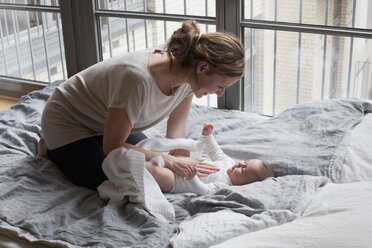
[40,20,245,190]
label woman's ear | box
[196,61,209,73]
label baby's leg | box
[145,162,175,192]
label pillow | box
[212,182,372,248]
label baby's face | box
[227,159,263,185]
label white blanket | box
[97,137,208,223]
[97,147,175,223]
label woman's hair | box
[165,20,245,78]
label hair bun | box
[166,20,200,62]
[166,20,245,77]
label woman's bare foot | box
[36,137,48,158]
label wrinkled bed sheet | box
[0,81,371,247]
[169,175,329,248]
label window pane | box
[243,28,372,115]
[0,0,59,6]
[97,0,216,17]
[243,0,372,29]
[99,17,215,58]
[353,40,372,99]
[0,9,66,83]
[98,16,217,107]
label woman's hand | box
[195,162,220,177]
[161,154,219,179]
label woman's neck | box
[149,52,194,95]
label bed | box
[1,81,372,248]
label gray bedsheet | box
[0,82,371,247]
[217,99,372,182]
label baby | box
[145,122,275,195]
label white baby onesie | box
[137,135,236,195]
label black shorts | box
[47,132,147,190]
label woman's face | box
[192,62,240,98]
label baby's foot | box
[202,122,214,136]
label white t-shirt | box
[42,49,192,149]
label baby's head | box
[227,159,275,185]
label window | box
[0,0,66,84]
[242,0,372,115]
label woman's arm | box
[103,108,163,160]
[166,95,193,139]
[166,96,192,157]
[165,96,219,177]
[103,108,132,155]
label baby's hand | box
[202,122,214,136]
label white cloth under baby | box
[97,147,175,223]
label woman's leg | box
[47,136,107,190]
[47,132,148,190]
[125,132,148,145]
